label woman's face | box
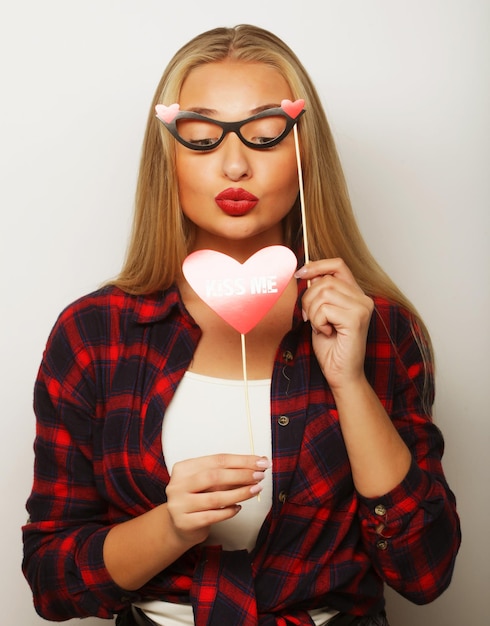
[175,60,299,255]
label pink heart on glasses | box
[183,246,297,334]
[155,103,180,123]
[281,99,305,119]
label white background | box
[1,1,488,624]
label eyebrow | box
[186,104,281,117]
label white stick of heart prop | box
[280,99,309,266]
[178,100,307,466]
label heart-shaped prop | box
[183,246,297,334]
[155,103,180,123]
[281,98,305,119]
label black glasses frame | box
[157,106,305,151]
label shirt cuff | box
[357,459,431,542]
[77,526,143,617]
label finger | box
[314,298,373,332]
[167,500,243,539]
[172,454,271,478]
[177,504,243,533]
[308,303,354,337]
[304,275,359,309]
[172,481,264,527]
[295,258,357,285]
[302,278,361,322]
[188,467,267,494]
[308,293,373,340]
[194,481,264,510]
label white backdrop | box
[1,1,488,624]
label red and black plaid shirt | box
[22,282,460,624]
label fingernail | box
[250,483,264,495]
[302,308,308,322]
[253,471,265,481]
[256,458,272,469]
[294,266,307,278]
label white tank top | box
[161,371,273,550]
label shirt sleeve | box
[357,305,461,604]
[22,308,141,620]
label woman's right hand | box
[166,453,271,547]
[104,453,271,590]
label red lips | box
[215,187,259,216]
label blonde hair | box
[112,24,434,400]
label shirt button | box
[376,539,388,551]
[278,415,290,426]
[374,504,387,516]
[278,491,287,503]
[282,350,294,362]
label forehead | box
[179,60,293,119]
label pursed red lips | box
[215,187,259,216]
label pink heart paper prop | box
[281,99,305,119]
[183,246,297,334]
[155,103,180,123]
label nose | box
[220,132,252,181]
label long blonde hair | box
[112,24,434,395]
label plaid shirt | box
[22,283,460,624]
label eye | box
[176,119,222,148]
[243,115,288,146]
[253,136,277,145]
[188,137,219,147]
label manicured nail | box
[294,266,308,278]
[256,458,272,469]
[253,471,265,481]
[250,483,264,495]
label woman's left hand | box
[295,258,374,391]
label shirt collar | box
[132,284,188,324]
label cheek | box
[175,152,194,187]
[175,153,210,202]
[274,152,299,198]
[272,139,298,184]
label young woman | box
[22,25,460,626]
